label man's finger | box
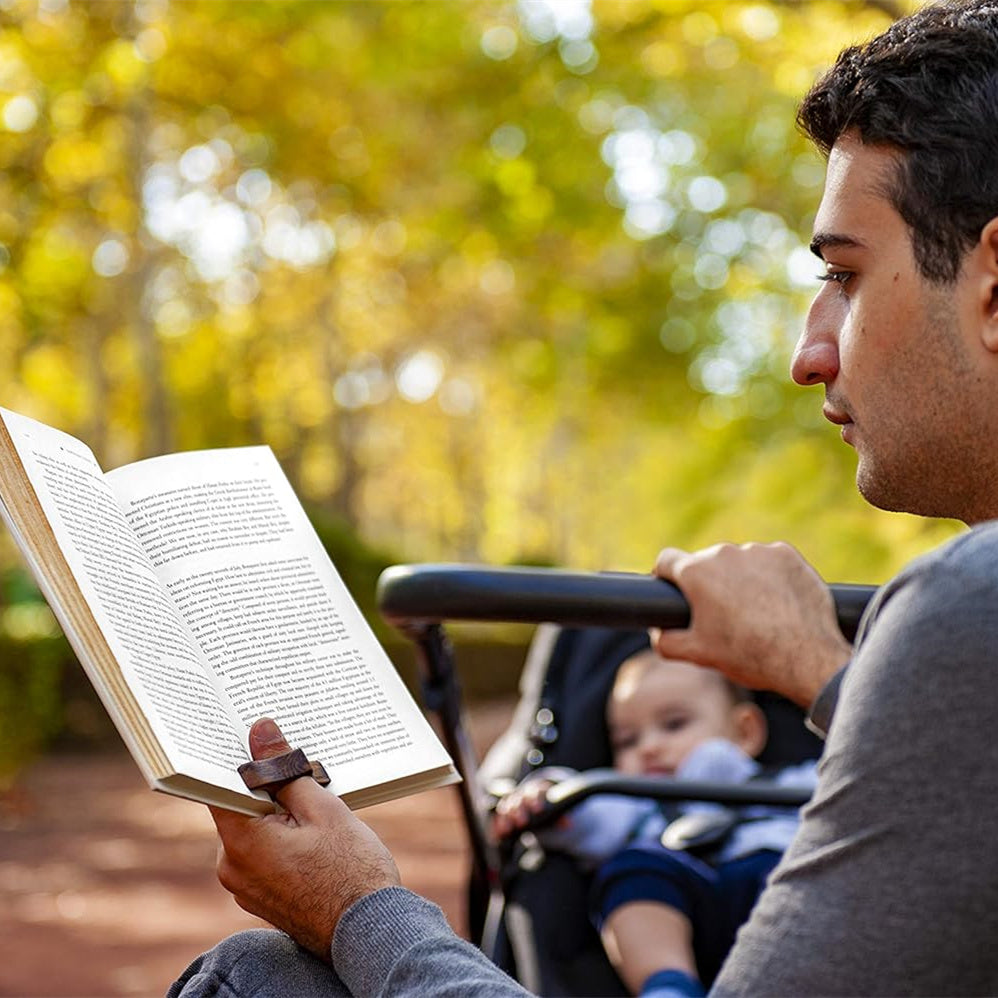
[653,546,689,581]
[652,625,697,661]
[246,717,337,816]
[205,723,292,834]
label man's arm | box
[211,718,531,997]
[652,542,852,708]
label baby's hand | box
[492,778,556,839]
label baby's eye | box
[662,715,689,733]
[612,733,637,752]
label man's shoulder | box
[862,522,998,639]
[899,521,998,583]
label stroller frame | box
[376,563,875,975]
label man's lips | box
[823,405,855,445]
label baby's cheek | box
[615,752,641,775]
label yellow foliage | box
[101,38,150,95]
[494,158,536,197]
[0,37,32,91]
[49,90,90,132]
[298,439,339,501]
[0,282,23,338]
[43,135,110,190]
[290,383,333,429]
[681,10,720,45]
[640,40,688,78]
[21,343,87,416]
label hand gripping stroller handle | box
[376,563,876,641]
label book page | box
[106,447,453,798]
[0,411,247,788]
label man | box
[172,2,998,995]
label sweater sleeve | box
[804,663,847,738]
[332,887,532,998]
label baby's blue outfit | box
[532,739,817,992]
[533,738,816,868]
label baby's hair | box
[614,648,751,705]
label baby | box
[493,649,815,998]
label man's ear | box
[977,217,998,352]
[732,702,768,760]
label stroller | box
[376,564,875,996]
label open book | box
[0,408,458,815]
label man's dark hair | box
[797,0,998,283]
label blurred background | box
[0,0,955,992]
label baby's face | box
[607,657,744,776]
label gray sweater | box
[713,523,998,996]
[332,523,998,996]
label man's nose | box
[791,293,840,386]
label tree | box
[0,0,947,591]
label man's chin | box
[856,463,954,518]
[856,461,907,514]
[857,482,906,514]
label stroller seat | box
[480,623,824,996]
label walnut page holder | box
[238,748,331,799]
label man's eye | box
[817,270,853,286]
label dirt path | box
[0,702,513,998]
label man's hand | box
[652,542,852,708]
[210,718,401,962]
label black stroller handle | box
[377,563,877,641]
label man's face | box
[791,132,994,523]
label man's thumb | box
[248,716,291,760]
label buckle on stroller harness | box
[660,809,740,858]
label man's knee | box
[168,928,349,998]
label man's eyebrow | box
[809,232,866,259]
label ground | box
[0,701,513,998]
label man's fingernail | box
[255,717,283,745]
